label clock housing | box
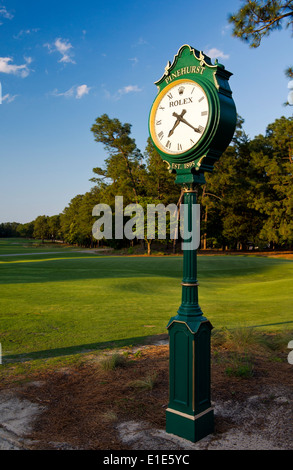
[148,45,237,183]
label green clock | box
[148,45,237,183]
[148,45,237,444]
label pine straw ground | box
[1,329,293,450]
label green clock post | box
[148,45,237,442]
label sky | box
[0,0,292,224]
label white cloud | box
[0,5,13,20]
[76,84,90,99]
[204,48,229,61]
[133,37,148,47]
[129,57,138,66]
[52,84,90,99]
[52,86,75,98]
[221,24,232,36]
[103,84,142,101]
[118,85,142,95]
[55,38,74,63]
[44,38,75,64]
[2,93,17,103]
[14,28,40,39]
[0,56,32,78]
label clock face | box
[150,79,209,155]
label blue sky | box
[0,0,292,224]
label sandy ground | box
[1,383,292,451]
[1,339,292,452]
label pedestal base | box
[166,407,214,443]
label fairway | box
[0,239,292,361]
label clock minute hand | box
[172,112,202,133]
[168,109,187,137]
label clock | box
[149,79,209,156]
[148,45,237,182]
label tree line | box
[1,113,292,253]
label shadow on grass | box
[2,333,169,364]
[3,320,293,365]
[245,320,293,329]
[0,252,291,285]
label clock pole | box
[177,187,202,319]
[166,179,214,443]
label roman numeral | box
[158,131,164,140]
[156,120,162,125]
[201,111,208,116]
[177,143,182,151]
[167,93,173,100]
[165,140,171,149]
[198,96,204,103]
[198,125,204,133]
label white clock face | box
[150,79,209,155]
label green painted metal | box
[148,44,237,183]
[166,188,214,442]
[148,44,236,443]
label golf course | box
[1,238,292,363]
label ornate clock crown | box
[178,86,185,95]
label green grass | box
[0,238,292,363]
[100,353,127,371]
[128,372,158,390]
[0,238,75,255]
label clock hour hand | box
[168,109,187,137]
[172,112,202,133]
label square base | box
[166,407,214,443]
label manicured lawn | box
[0,238,74,255]
[0,238,292,361]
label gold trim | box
[192,340,195,411]
[167,319,210,334]
[196,155,205,169]
[164,60,171,76]
[181,282,199,287]
[166,407,213,421]
[167,320,194,334]
[163,160,171,170]
[213,71,220,90]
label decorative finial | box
[164,61,171,75]
[199,51,205,67]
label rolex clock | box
[150,79,209,155]
[149,45,237,184]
